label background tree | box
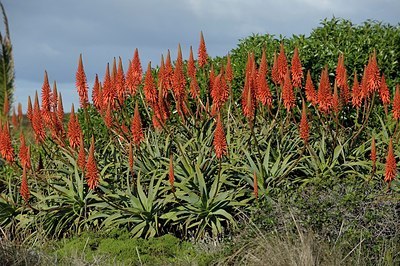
[0,2,14,117]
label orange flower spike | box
[351,71,362,109]
[32,91,46,144]
[163,50,174,91]
[76,54,89,108]
[92,74,101,109]
[67,104,82,149]
[282,71,295,112]
[371,136,377,170]
[277,42,288,85]
[158,54,166,96]
[85,136,100,190]
[131,101,144,146]
[271,52,279,85]
[341,69,351,104]
[41,71,52,124]
[169,154,175,188]
[299,101,309,144]
[20,166,30,203]
[384,138,397,185]
[257,49,272,107]
[198,31,208,68]
[366,50,381,95]
[27,96,33,122]
[187,46,196,79]
[317,66,332,114]
[213,113,228,159]
[225,53,233,84]
[52,81,58,111]
[173,44,186,102]
[0,122,14,163]
[19,133,30,169]
[335,54,345,88]
[116,57,126,104]
[78,135,86,171]
[305,70,317,106]
[291,47,303,88]
[101,63,115,110]
[393,85,400,121]
[144,62,158,107]
[253,172,258,199]
[379,74,390,106]
[126,48,142,96]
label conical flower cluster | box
[213,114,227,159]
[85,137,99,190]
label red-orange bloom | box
[379,74,390,106]
[393,85,400,120]
[282,71,295,112]
[335,53,346,89]
[67,105,82,149]
[19,133,31,169]
[144,62,158,106]
[52,81,58,112]
[299,101,309,144]
[371,136,376,170]
[92,74,102,110]
[78,135,86,171]
[241,56,256,119]
[213,114,228,159]
[163,50,174,91]
[317,67,332,114]
[173,44,187,102]
[291,47,303,88]
[32,91,46,144]
[116,57,126,104]
[0,122,14,163]
[253,172,258,199]
[169,154,175,188]
[352,71,362,109]
[131,101,144,146]
[85,136,99,190]
[257,49,272,107]
[366,50,381,95]
[41,71,52,125]
[385,138,396,183]
[27,96,33,122]
[20,166,30,203]
[126,48,142,96]
[76,54,89,108]
[277,43,288,85]
[211,73,229,115]
[187,46,196,79]
[102,63,116,110]
[198,31,208,68]
[305,70,317,106]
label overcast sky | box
[4,0,400,111]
